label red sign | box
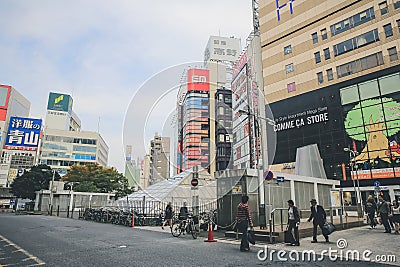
[191,178,199,187]
[187,69,209,92]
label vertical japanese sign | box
[5,117,42,151]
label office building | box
[39,92,108,175]
[149,133,170,185]
[259,0,400,201]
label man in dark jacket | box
[287,200,300,246]
[377,196,391,233]
[365,195,377,229]
[307,199,329,243]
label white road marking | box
[0,234,45,266]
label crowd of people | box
[365,194,400,234]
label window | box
[336,52,384,78]
[321,28,328,40]
[395,0,400,9]
[398,19,400,31]
[383,23,393,37]
[284,45,292,55]
[285,63,294,73]
[333,29,379,56]
[287,82,296,93]
[221,40,226,45]
[388,47,398,61]
[330,7,375,36]
[314,52,321,63]
[379,1,388,15]
[317,72,324,84]
[323,48,331,60]
[327,69,334,81]
[214,40,219,44]
[312,32,318,44]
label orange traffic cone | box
[131,213,134,228]
[204,223,217,242]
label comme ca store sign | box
[274,106,329,132]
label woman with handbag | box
[287,200,300,246]
[236,195,253,252]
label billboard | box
[4,117,42,151]
[204,36,241,63]
[187,69,209,92]
[47,92,73,113]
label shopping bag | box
[284,230,295,244]
[248,230,256,245]
[322,222,336,236]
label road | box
[0,214,398,266]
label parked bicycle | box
[171,214,200,239]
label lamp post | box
[42,169,56,215]
[343,148,363,217]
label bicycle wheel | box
[191,221,198,239]
[171,222,182,237]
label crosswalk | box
[0,234,45,266]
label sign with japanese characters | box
[4,117,42,151]
[47,92,73,113]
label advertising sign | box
[187,69,209,92]
[47,92,73,113]
[4,117,42,151]
[204,36,241,63]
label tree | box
[63,164,133,198]
[344,97,400,162]
[10,165,61,200]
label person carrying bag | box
[286,200,300,246]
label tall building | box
[204,36,241,176]
[140,155,150,189]
[124,145,140,190]
[149,133,170,185]
[0,84,32,187]
[259,0,400,200]
[177,68,210,173]
[39,92,109,175]
[215,89,233,171]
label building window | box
[214,40,219,44]
[285,63,294,73]
[284,45,292,55]
[317,72,324,84]
[287,82,296,93]
[379,1,388,15]
[221,41,226,45]
[323,48,331,60]
[383,23,393,37]
[395,0,400,9]
[336,52,384,78]
[330,7,375,36]
[388,47,398,61]
[312,32,318,44]
[314,52,321,63]
[333,29,379,56]
[327,69,334,81]
[398,19,400,31]
[321,28,328,40]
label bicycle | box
[171,214,199,239]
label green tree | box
[344,97,400,162]
[10,165,61,200]
[63,164,133,198]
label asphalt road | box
[0,214,397,267]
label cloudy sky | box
[0,0,253,172]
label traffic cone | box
[131,213,134,228]
[204,223,217,242]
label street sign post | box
[264,171,273,181]
[191,178,198,187]
[276,176,284,183]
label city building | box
[0,84,32,187]
[149,133,170,185]
[39,92,109,175]
[124,145,140,190]
[204,36,241,176]
[215,89,233,171]
[140,155,150,189]
[259,0,400,201]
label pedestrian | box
[236,195,253,252]
[307,199,329,243]
[287,200,300,246]
[162,202,173,230]
[179,202,189,220]
[388,200,395,230]
[377,196,391,233]
[391,200,400,235]
[365,195,377,229]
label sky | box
[0,0,253,172]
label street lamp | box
[343,148,363,217]
[42,169,56,215]
[238,107,275,228]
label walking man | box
[365,195,377,229]
[162,202,173,230]
[377,196,391,233]
[307,199,329,243]
[287,200,300,246]
[236,195,253,252]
